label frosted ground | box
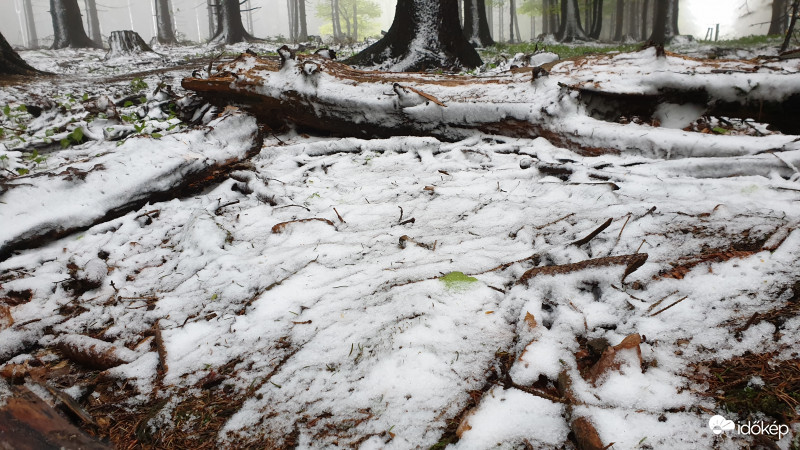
[1,40,799,449]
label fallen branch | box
[518,253,648,285]
[572,218,613,246]
[649,296,689,317]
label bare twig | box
[649,296,689,317]
[333,207,346,223]
[572,218,613,246]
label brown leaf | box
[524,311,537,329]
[0,304,13,330]
[456,408,476,438]
[584,333,643,386]
[571,416,606,450]
[271,218,336,234]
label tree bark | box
[463,0,495,46]
[614,0,625,41]
[510,0,522,43]
[352,1,358,41]
[556,0,588,42]
[209,0,257,44]
[155,0,178,45]
[770,0,787,35]
[590,0,604,39]
[298,0,309,41]
[626,0,639,40]
[0,30,44,75]
[84,0,102,46]
[640,0,649,40]
[346,0,482,72]
[105,30,154,58]
[648,0,667,47]
[50,0,101,49]
[666,0,679,37]
[22,0,39,49]
[781,0,799,52]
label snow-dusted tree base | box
[105,31,155,59]
[0,32,42,76]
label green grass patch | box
[480,42,640,61]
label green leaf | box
[439,271,479,290]
[712,127,729,134]
[60,138,71,149]
[16,105,27,112]
[16,168,29,175]
[45,128,55,137]
[0,154,8,161]
[2,105,10,116]
[70,127,84,143]
[124,100,134,107]
[151,133,163,139]
[82,93,89,101]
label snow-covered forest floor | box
[1,39,799,449]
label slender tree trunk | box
[50,0,100,49]
[781,0,799,52]
[353,1,358,41]
[557,0,588,42]
[347,0,482,72]
[648,0,667,46]
[463,0,495,46]
[769,0,787,35]
[298,0,308,40]
[457,0,463,26]
[288,0,296,41]
[666,0,679,37]
[487,0,494,36]
[626,0,638,40]
[207,0,217,40]
[590,0,604,39]
[614,0,624,41]
[22,0,38,49]
[498,2,504,42]
[155,0,178,44]
[84,0,102,46]
[340,3,351,38]
[640,0,649,40]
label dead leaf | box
[272,218,336,233]
[0,305,13,330]
[584,333,643,385]
[524,311,537,329]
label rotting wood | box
[518,253,648,285]
[54,335,131,370]
[0,385,112,450]
[33,380,97,427]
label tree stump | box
[0,31,43,76]
[105,30,154,59]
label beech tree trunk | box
[770,0,787,35]
[0,31,43,75]
[155,0,178,44]
[589,0,604,39]
[207,0,218,39]
[346,0,482,72]
[50,0,101,49]
[648,0,667,46]
[666,0,679,37]
[463,0,495,46]
[23,0,38,49]
[556,0,588,42]
[781,0,799,52]
[640,0,649,40]
[84,0,102,46]
[209,0,257,44]
[298,0,308,41]
[614,0,625,41]
[509,0,522,43]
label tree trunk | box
[50,0,100,49]
[353,1,358,41]
[626,0,639,40]
[557,0,588,42]
[590,0,604,39]
[0,30,43,75]
[666,0,679,37]
[84,0,102,46]
[341,3,351,39]
[498,1,504,42]
[614,0,624,41]
[648,0,667,47]
[209,0,257,44]
[781,0,799,52]
[463,0,495,46]
[510,0,522,43]
[346,0,482,71]
[457,0,463,26]
[298,0,308,41]
[207,0,218,41]
[333,0,343,41]
[769,0,787,35]
[105,30,154,58]
[155,0,178,45]
[640,0,649,40]
[22,0,38,49]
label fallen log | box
[182,52,800,158]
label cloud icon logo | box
[708,415,736,435]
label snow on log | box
[0,113,261,261]
[105,30,155,59]
[183,49,800,158]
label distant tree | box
[0,31,43,75]
[589,0,604,39]
[463,0,495,46]
[297,0,309,41]
[84,0,102,46]
[155,0,178,44]
[18,0,38,49]
[769,0,787,35]
[209,0,258,44]
[556,0,588,42]
[315,0,381,41]
[509,0,522,43]
[50,0,101,49]
[639,0,649,40]
[613,0,624,40]
[347,0,482,71]
[665,0,679,37]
